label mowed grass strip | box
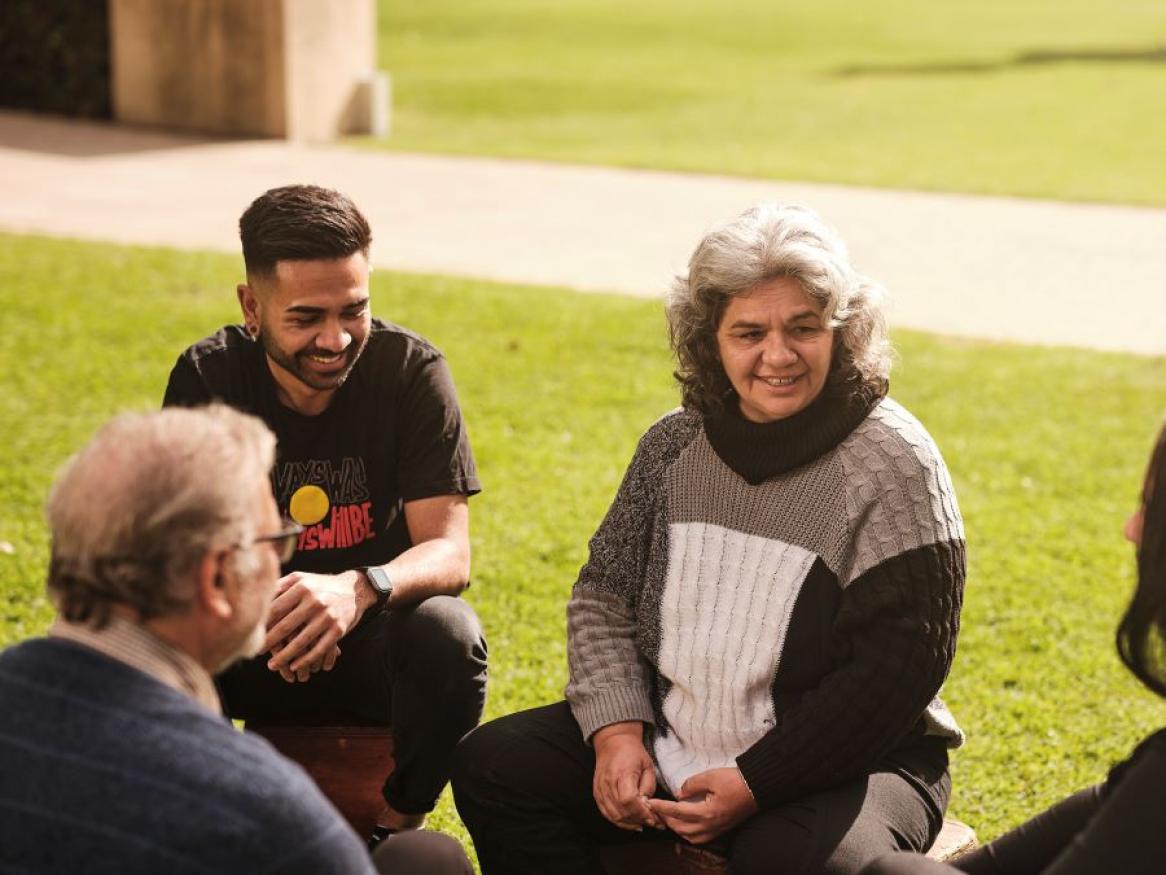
[375,0,1166,206]
[2,233,1165,852]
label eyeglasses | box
[246,521,304,564]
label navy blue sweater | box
[0,638,375,874]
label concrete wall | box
[109,0,383,140]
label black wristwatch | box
[360,565,394,610]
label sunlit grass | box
[373,0,1166,205]
[2,233,1165,856]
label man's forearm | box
[376,536,471,606]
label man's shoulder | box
[0,636,170,697]
[163,323,283,413]
[168,324,259,396]
[344,319,459,408]
[0,639,370,873]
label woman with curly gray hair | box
[669,202,890,419]
[453,203,965,875]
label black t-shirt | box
[162,320,480,574]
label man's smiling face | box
[242,252,372,411]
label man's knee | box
[387,595,487,673]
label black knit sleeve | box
[736,538,964,808]
[736,402,966,808]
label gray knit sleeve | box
[565,411,697,741]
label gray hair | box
[667,202,891,416]
[46,404,277,628]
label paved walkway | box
[1,110,1163,355]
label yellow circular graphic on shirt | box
[289,485,330,525]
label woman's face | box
[715,277,835,423]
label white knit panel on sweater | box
[653,521,814,795]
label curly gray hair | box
[667,202,891,416]
[46,404,277,628]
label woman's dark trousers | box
[452,701,949,875]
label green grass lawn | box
[374,0,1166,205]
[3,233,1166,856]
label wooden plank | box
[249,723,394,838]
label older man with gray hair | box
[0,405,471,875]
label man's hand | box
[591,722,661,831]
[267,639,340,683]
[263,570,375,681]
[647,767,758,844]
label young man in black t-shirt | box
[163,185,487,847]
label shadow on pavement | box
[0,109,243,158]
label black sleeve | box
[396,353,480,501]
[736,540,964,808]
[162,356,213,408]
[948,787,1102,874]
[1037,743,1166,875]
[857,788,1102,875]
[950,742,1166,875]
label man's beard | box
[258,323,367,392]
[214,615,268,674]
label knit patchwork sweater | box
[565,393,965,810]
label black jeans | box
[220,595,488,815]
[452,701,950,875]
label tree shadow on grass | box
[833,45,1166,77]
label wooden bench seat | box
[247,721,395,838]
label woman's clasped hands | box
[592,721,759,844]
[648,767,759,845]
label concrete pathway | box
[1,110,1163,355]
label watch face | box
[365,566,392,597]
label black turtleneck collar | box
[703,374,885,485]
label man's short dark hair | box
[239,184,372,278]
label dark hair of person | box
[1116,422,1166,697]
[239,184,372,278]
